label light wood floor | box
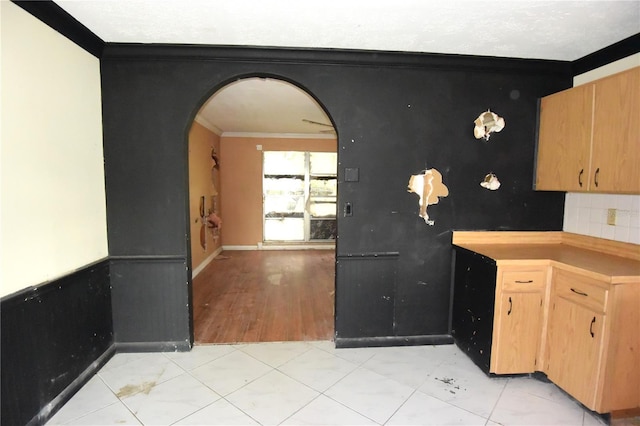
[192,250,335,344]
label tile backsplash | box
[563,193,640,244]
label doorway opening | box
[187,76,337,344]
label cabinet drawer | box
[501,269,546,292]
[554,270,608,313]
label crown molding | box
[194,115,222,135]
[572,33,640,76]
[221,132,336,140]
[11,0,104,58]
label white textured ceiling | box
[54,0,640,135]
[197,77,336,135]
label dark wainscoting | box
[1,259,113,426]
[110,256,192,352]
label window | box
[263,151,337,242]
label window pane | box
[309,178,336,197]
[264,177,305,214]
[310,219,337,240]
[264,151,305,175]
[310,152,337,175]
[310,202,336,218]
[265,218,304,241]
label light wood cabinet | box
[547,292,605,408]
[536,67,640,193]
[536,83,593,191]
[490,266,547,374]
[452,231,640,414]
[546,268,640,413]
[591,68,640,193]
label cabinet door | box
[536,84,593,191]
[591,67,640,193]
[547,296,604,409]
[492,292,543,374]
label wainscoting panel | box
[0,259,112,426]
[110,257,192,351]
[335,253,399,339]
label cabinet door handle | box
[515,280,533,284]
[590,316,596,338]
[594,168,600,188]
[578,169,584,187]
[507,296,512,315]
[570,288,588,297]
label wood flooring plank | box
[193,250,335,344]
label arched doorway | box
[187,76,337,344]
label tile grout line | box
[380,387,419,426]
[484,376,509,426]
[96,372,145,426]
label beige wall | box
[563,54,640,244]
[220,136,336,246]
[0,2,108,297]
[188,121,222,271]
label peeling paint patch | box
[480,173,501,190]
[473,110,505,141]
[407,168,449,225]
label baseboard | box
[115,340,192,353]
[28,344,116,426]
[223,244,335,251]
[192,246,223,278]
[335,334,454,348]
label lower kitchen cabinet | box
[492,290,544,374]
[452,248,547,375]
[546,294,604,408]
[546,268,640,413]
[452,231,640,414]
[490,266,547,374]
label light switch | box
[344,202,353,217]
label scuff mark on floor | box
[434,376,464,394]
[267,273,282,285]
[116,381,156,398]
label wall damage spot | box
[473,110,505,141]
[407,168,449,225]
[480,173,501,190]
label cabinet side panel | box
[599,283,640,412]
[451,248,497,374]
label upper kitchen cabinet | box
[536,83,593,191]
[591,67,640,193]
[536,67,640,194]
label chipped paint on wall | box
[407,168,449,225]
[480,173,501,190]
[473,110,505,141]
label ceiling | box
[54,0,640,136]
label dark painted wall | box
[451,248,498,373]
[1,260,113,426]
[100,46,570,346]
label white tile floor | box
[47,341,609,426]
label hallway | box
[192,250,335,343]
